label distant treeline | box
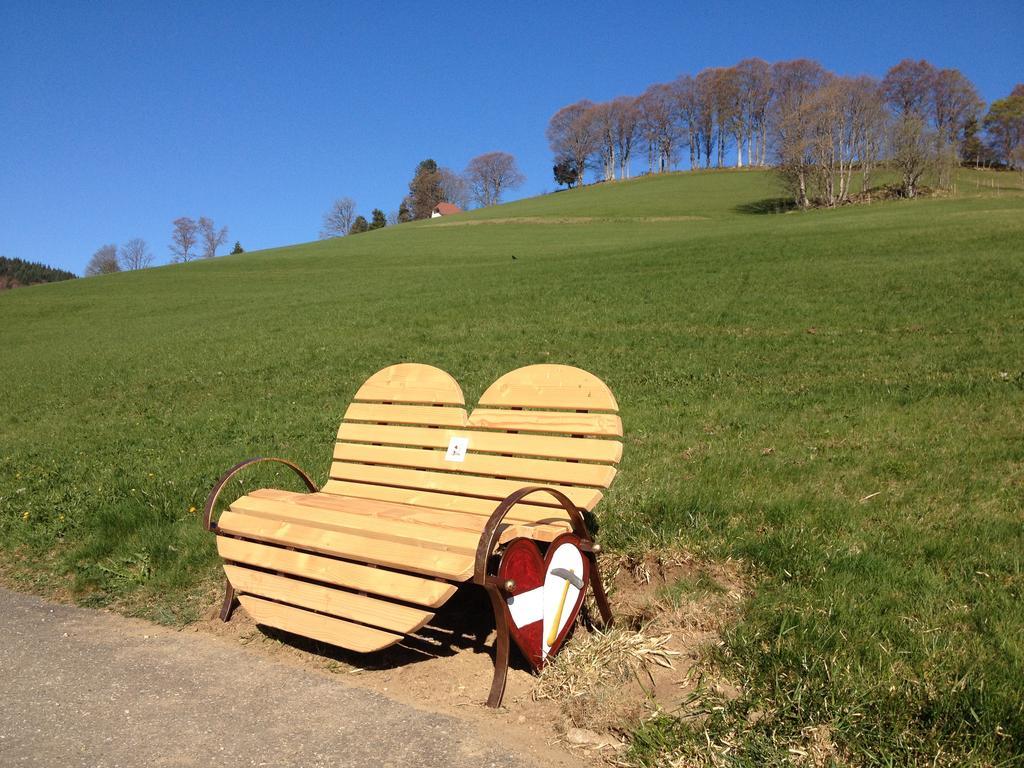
[547,59,1024,207]
[0,256,77,290]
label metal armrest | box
[472,485,597,586]
[202,457,317,532]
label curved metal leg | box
[484,585,511,708]
[219,580,238,622]
[587,560,614,628]
[473,486,616,707]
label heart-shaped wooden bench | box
[204,363,620,706]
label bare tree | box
[771,59,830,207]
[883,60,937,197]
[589,102,618,181]
[119,238,152,270]
[711,67,743,167]
[85,244,120,276]
[848,76,888,193]
[320,197,356,238]
[808,76,866,206]
[611,96,640,178]
[737,58,773,166]
[465,152,525,207]
[811,76,891,205]
[638,92,659,172]
[930,68,982,187]
[438,166,471,210]
[882,59,935,118]
[638,83,678,173]
[198,216,228,259]
[671,76,699,170]
[169,217,199,262]
[889,113,933,199]
[931,69,982,148]
[694,69,718,168]
[546,100,596,187]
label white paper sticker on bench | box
[445,436,469,462]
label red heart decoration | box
[497,532,590,671]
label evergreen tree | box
[369,209,387,229]
[407,159,446,219]
[231,241,244,254]
[553,158,580,188]
[397,199,412,223]
[0,256,77,288]
[349,215,369,234]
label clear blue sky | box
[2,1,1022,274]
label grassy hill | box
[2,168,1022,764]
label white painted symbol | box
[503,543,586,660]
[542,543,584,659]
[444,436,469,462]
[506,587,544,628]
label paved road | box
[0,588,529,767]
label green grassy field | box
[2,168,1022,765]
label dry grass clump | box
[528,551,751,763]
[534,626,680,734]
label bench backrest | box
[323,363,622,520]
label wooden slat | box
[468,408,622,436]
[249,489,570,544]
[216,510,475,580]
[225,565,433,634]
[321,481,577,524]
[217,537,456,607]
[238,595,402,653]
[343,402,468,428]
[477,364,618,411]
[333,442,617,488]
[229,494,481,552]
[328,462,603,510]
[354,363,464,405]
[250,489,490,531]
[337,422,622,463]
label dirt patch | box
[193,551,747,765]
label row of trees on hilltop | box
[320,198,389,237]
[320,152,525,238]
[84,216,241,276]
[547,59,1024,207]
[85,240,150,275]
